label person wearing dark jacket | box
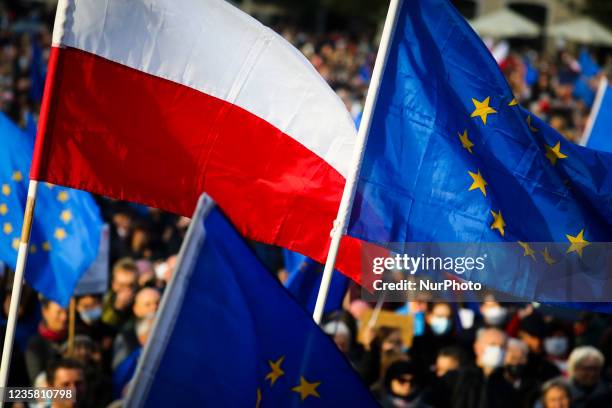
[409,302,461,377]
[25,298,67,383]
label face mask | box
[483,306,507,326]
[544,336,568,357]
[481,345,504,368]
[155,262,168,280]
[505,363,526,378]
[429,316,450,335]
[79,306,102,324]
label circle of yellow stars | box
[462,95,590,262]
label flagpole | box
[0,180,39,395]
[312,0,403,324]
[67,297,76,357]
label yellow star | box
[292,376,321,401]
[545,142,568,166]
[42,241,51,251]
[0,204,7,216]
[54,228,67,241]
[526,115,538,132]
[60,209,72,224]
[566,229,590,258]
[2,184,10,196]
[490,210,506,236]
[470,97,497,125]
[45,183,54,189]
[458,130,474,154]
[265,356,285,386]
[541,247,556,265]
[468,169,488,196]
[518,241,536,261]
[508,98,518,106]
[3,222,13,235]
[11,238,19,250]
[11,171,22,182]
[57,191,69,202]
[256,388,262,408]
[29,244,37,254]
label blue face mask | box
[429,316,450,335]
[79,306,102,324]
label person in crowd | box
[435,345,468,378]
[359,326,405,387]
[567,346,612,407]
[323,310,365,368]
[480,299,509,330]
[113,315,155,399]
[112,287,160,370]
[102,258,139,328]
[539,377,572,408]
[544,320,572,376]
[501,338,539,407]
[63,335,112,407]
[75,294,115,372]
[46,358,87,408]
[25,298,67,383]
[517,313,561,383]
[409,302,460,376]
[377,360,432,408]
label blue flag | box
[283,250,348,315]
[585,81,612,153]
[347,0,612,302]
[0,113,102,306]
[128,196,377,407]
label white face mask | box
[544,336,568,357]
[155,262,168,280]
[483,306,507,326]
[429,316,450,335]
[79,306,102,324]
[481,345,504,368]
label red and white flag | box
[32,0,364,281]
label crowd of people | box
[1,1,612,407]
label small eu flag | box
[0,113,102,306]
[347,0,612,302]
[127,196,377,407]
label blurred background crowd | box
[1,0,612,407]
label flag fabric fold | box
[346,0,612,302]
[127,196,377,407]
[31,0,364,283]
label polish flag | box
[32,0,364,281]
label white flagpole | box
[312,0,403,324]
[0,180,39,397]
[581,76,609,146]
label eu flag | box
[0,113,102,306]
[347,0,612,301]
[127,196,377,407]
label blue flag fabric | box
[283,250,348,315]
[0,114,102,306]
[347,0,612,301]
[586,83,612,154]
[128,197,377,407]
